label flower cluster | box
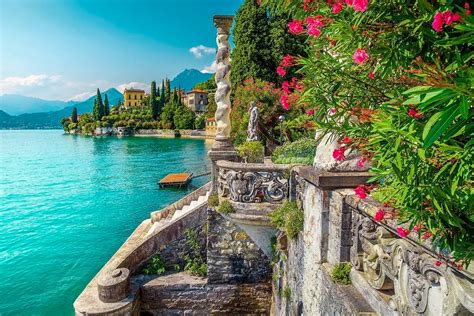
[432,10,462,32]
[288,15,329,38]
[326,0,368,13]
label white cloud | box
[116,82,149,93]
[189,45,216,58]
[68,91,93,101]
[0,74,62,94]
[201,60,218,74]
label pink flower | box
[277,66,286,77]
[374,209,385,222]
[397,227,410,238]
[408,108,423,119]
[352,0,368,12]
[307,24,321,37]
[432,12,444,32]
[422,231,432,240]
[306,109,315,116]
[353,48,369,64]
[332,147,346,161]
[282,81,291,94]
[329,108,337,114]
[280,95,290,110]
[413,224,419,233]
[345,0,354,4]
[435,260,442,267]
[342,136,351,144]
[354,185,367,199]
[332,2,343,14]
[368,71,375,79]
[307,16,324,28]
[357,158,366,168]
[443,10,461,25]
[465,2,470,9]
[288,20,304,34]
[281,55,295,67]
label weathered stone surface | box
[207,208,271,284]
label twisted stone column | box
[209,15,238,193]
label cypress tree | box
[95,88,104,119]
[71,107,78,123]
[172,88,179,104]
[104,94,110,116]
[93,99,100,121]
[151,81,159,120]
[231,0,275,87]
[165,78,171,102]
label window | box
[127,94,130,100]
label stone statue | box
[247,102,259,141]
[313,110,370,172]
[213,16,233,143]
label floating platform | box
[158,173,193,188]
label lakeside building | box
[186,89,208,114]
[123,88,145,109]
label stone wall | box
[158,222,207,271]
[207,207,272,284]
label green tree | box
[71,107,78,123]
[161,102,176,129]
[150,81,159,119]
[93,88,104,121]
[165,78,171,102]
[231,0,275,87]
[194,75,216,91]
[174,103,195,129]
[195,114,206,129]
[104,94,110,116]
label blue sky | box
[0,0,242,100]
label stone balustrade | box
[272,166,474,316]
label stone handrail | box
[216,160,291,204]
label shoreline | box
[65,128,216,140]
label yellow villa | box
[123,88,145,108]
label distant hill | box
[170,69,212,91]
[0,88,123,129]
[0,94,74,115]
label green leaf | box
[423,106,460,148]
[460,95,469,119]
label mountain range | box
[0,69,212,129]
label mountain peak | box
[170,69,211,91]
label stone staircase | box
[146,188,210,238]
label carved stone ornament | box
[218,168,288,204]
[349,208,474,315]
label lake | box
[0,130,211,315]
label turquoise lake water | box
[0,130,211,315]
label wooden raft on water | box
[158,171,210,188]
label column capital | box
[213,15,234,33]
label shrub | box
[208,193,219,207]
[272,138,319,165]
[184,229,207,277]
[283,287,291,299]
[236,141,265,163]
[331,263,352,285]
[270,201,303,239]
[217,199,235,214]
[143,255,166,275]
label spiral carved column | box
[209,15,238,193]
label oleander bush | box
[237,141,265,163]
[272,137,319,165]
[262,0,473,266]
